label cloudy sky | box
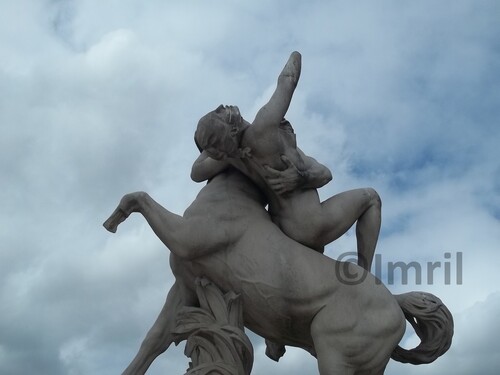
[1,0,499,374]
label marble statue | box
[103,52,453,375]
[193,51,380,270]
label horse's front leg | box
[103,192,198,259]
[104,191,231,260]
[103,191,149,233]
[122,280,196,375]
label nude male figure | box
[194,51,381,270]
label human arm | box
[252,51,301,131]
[263,149,332,195]
[191,148,253,182]
[190,150,230,182]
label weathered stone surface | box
[172,278,253,375]
[103,52,453,375]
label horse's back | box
[179,170,405,361]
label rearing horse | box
[103,168,453,375]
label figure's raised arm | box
[252,51,301,130]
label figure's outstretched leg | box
[354,188,381,271]
[316,188,381,271]
[104,192,233,259]
[122,280,196,375]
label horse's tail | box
[391,291,454,364]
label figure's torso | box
[239,121,324,246]
[243,120,306,172]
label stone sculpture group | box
[103,52,453,375]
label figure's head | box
[195,105,247,160]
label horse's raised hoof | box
[103,207,126,233]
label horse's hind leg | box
[315,353,356,375]
[310,328,355,374]
[310,306,358,375]
[122,280,196,375]
[310,304,393,375]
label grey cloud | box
[1,1,499,374]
